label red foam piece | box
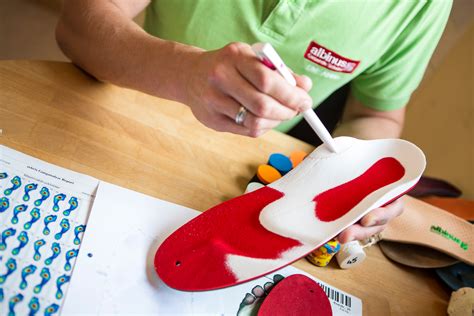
[258,274,332,316]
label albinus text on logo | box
[304,41,360,74]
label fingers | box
[217,67,298,121]
[207,90,283,135]
[294,74,313,92]
[236,57,313,112]
[337,223,387,244]
[337,199,404,243]
[360,199,404,227]
[200,42,315,136]
[210,114,271,138]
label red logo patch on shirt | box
[304,41,360,74]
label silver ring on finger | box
[235,106,248,126]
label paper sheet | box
[0,145,98,315]
[63,181,362,315]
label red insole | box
[258,274,332,316]
[155,157,405,290]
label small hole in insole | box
[175,261,181,267]
[309,290,314,293]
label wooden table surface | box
[0,60,450,315]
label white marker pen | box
[251,42,339,153]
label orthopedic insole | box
[380,196,474,265]
[155,137,426,291]
[379,241,459,268]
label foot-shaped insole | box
[380,196,474,265]
[155,137,425,290]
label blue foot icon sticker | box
[44,303,60,316]
[12,231,29,256]
[64,248,79,271]
[54,218,70,240]
[63,197,78,216]
[55,274,71,299]
[33,239,46,261]
[8,293,24,316]
[0,258,17,284]
[0,227,17,250]
[33,267,51,294]
[24,208,41,230]
[19,264,37,289]
[11,204,28,224]
[52,193,66,212]
[28,297,40,316]
[0,197,9,213]
[45,242,61,265]
[73,224,86,245]
[34,187,50,206]
[22,183,38,202]
[4,176,21,196]
[42,215,57,235]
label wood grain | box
[0,60,450,315]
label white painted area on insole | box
[226,244,313,282]
[263,137,425,245]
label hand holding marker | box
[251,43,338,153]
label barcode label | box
[318,282,352,308]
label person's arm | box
[334,95,405,243]
[56,0,313,137]
[333,94,405,140]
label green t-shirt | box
[144,0,451,133]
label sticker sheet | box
[0,145,98,315]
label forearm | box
[333,116,403,140]
[56,0,202,103]
[333,94,405,140]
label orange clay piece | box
[257,164,282,184]
[290,151,308,167]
